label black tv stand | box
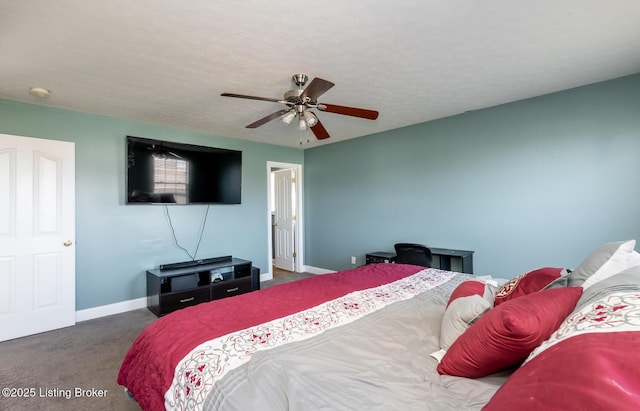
[159,255,232,270]
[147,257,260,316]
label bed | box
[118,240,640,411]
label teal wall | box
[304,74,640,277]
[0,100,303,310]
[3,73,639,310]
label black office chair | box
[394,243,433,268]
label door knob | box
[63,240,73,247]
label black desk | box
[366,248,474,274]
[429,248,474,274]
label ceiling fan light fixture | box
[281,110,296,125]
[303,110,318,127]
[298,117,307,131]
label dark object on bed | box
[394,242,433,267]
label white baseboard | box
[303,265,336,275]
[75,296,148,322]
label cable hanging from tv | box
[163,204,210,261]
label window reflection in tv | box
[126,136,242,204]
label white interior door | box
[0,133,76,342]
[273,168,295,271]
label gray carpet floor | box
[0,271,314,411]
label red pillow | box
[483,332,640,410]
[494,267,565,306]
[437,287,582,378]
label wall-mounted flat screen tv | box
[126,136,242,204]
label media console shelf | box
[146,257,260,317]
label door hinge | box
[292,252,297,259]
[292,215,297,220]
[291,177,296,183]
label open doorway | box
[266,161,303,281]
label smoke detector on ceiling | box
[29,86,51,98]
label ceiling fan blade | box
[246,110,289,128]
[310,119,331,140]
[301,78,335,101]
[221,93,284,104]
[319,103,379,120]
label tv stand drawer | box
[211,278,252,300]
[160,287,210,315]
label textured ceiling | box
[1,0,639,148]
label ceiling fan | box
[221,74,379,141]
